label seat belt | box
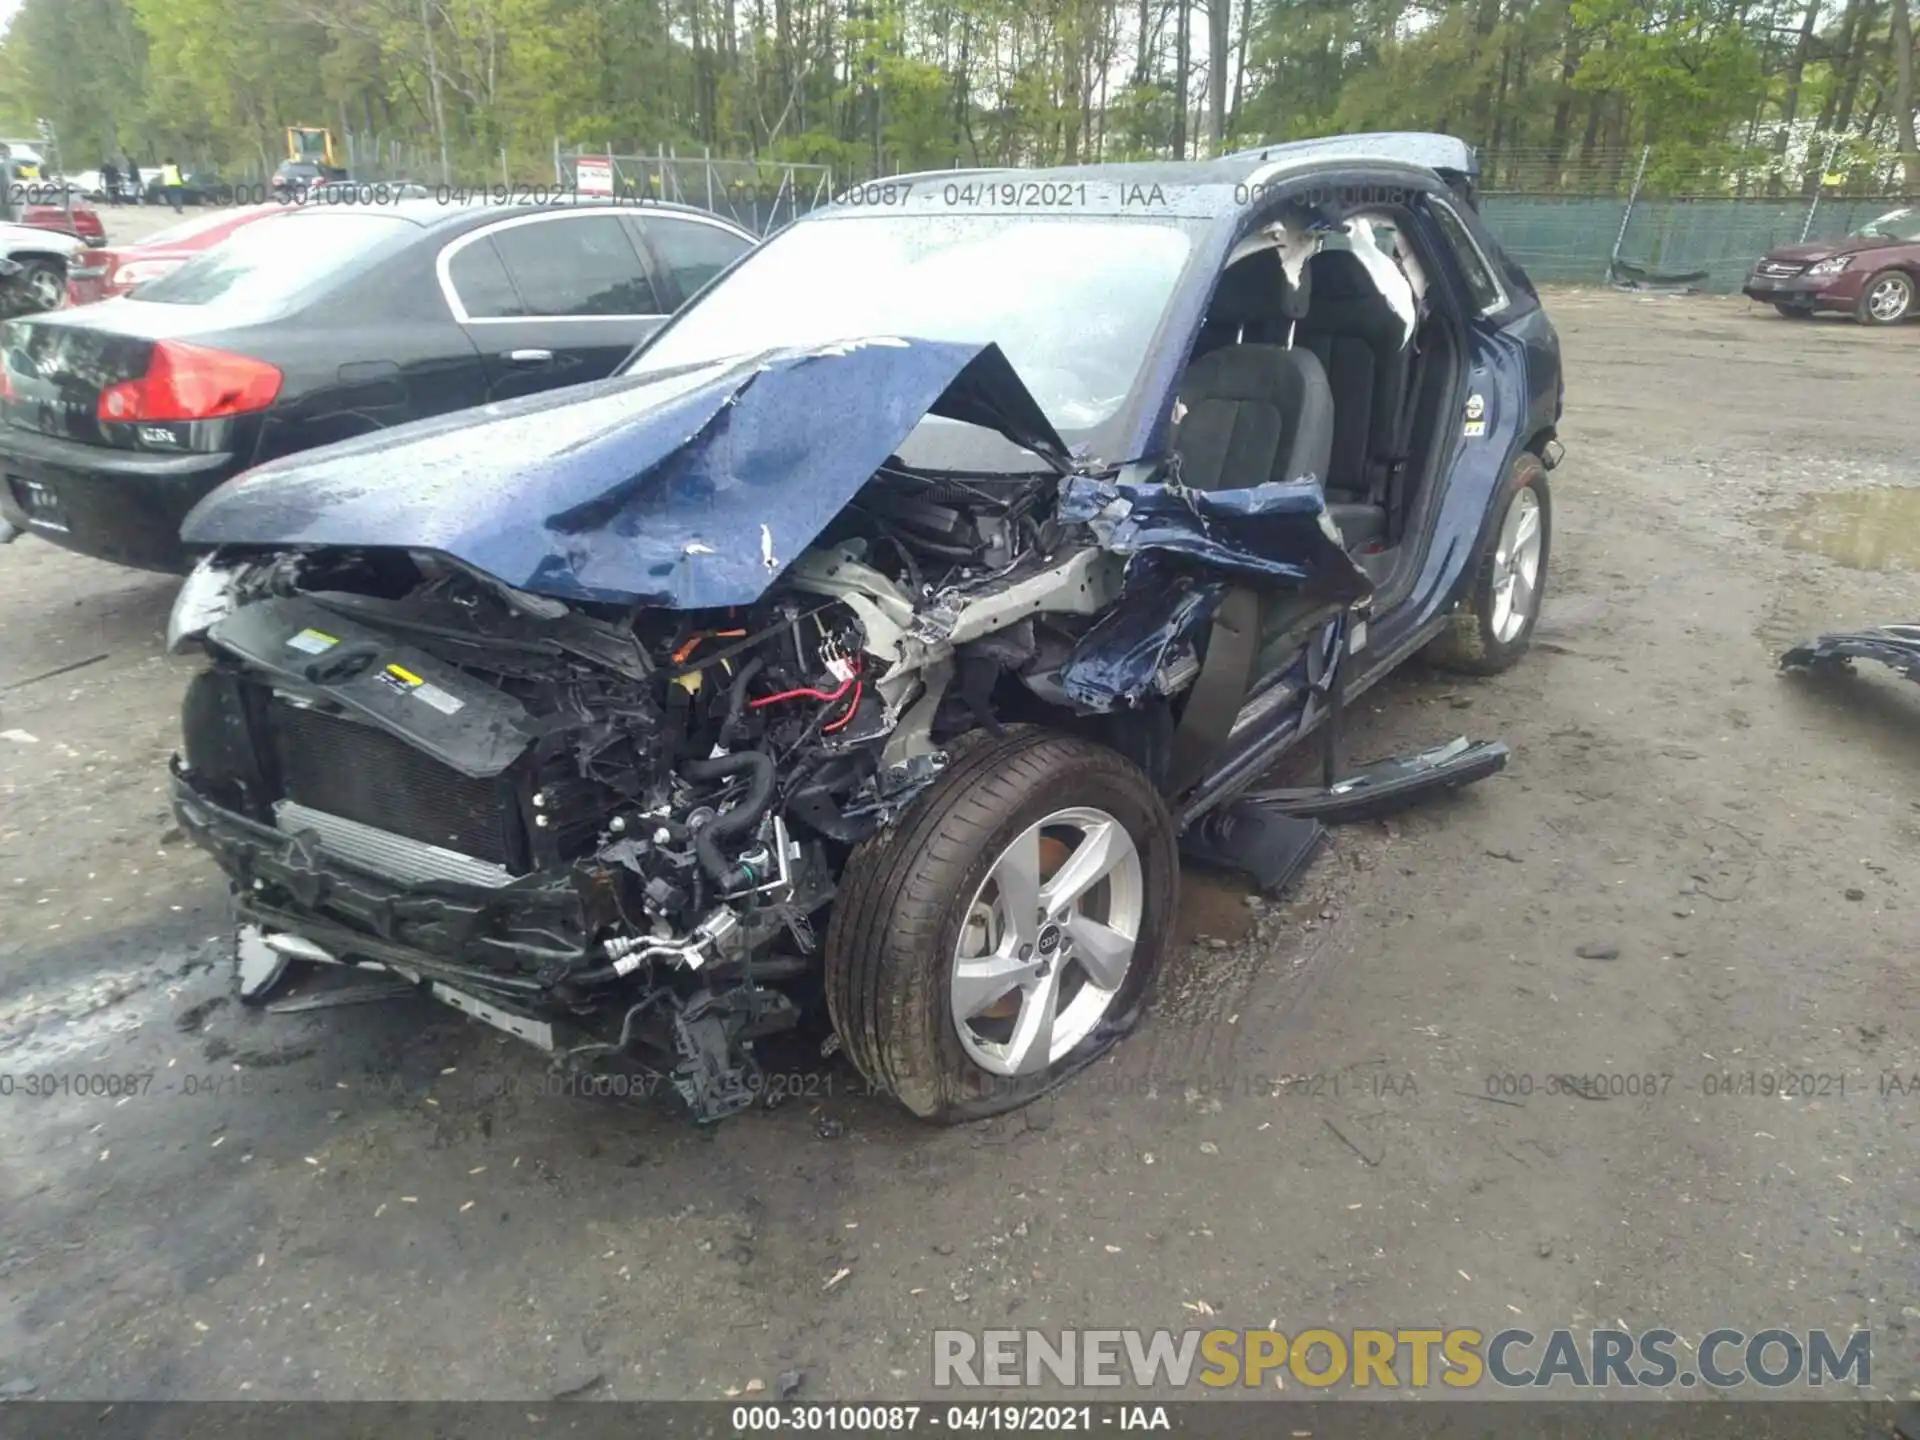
[1168,586,1261,796]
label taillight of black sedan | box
[96,341,284,430]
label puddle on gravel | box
[1764,486,1920,571]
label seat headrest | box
[1305,248,1379,301]
[1211,249,1312,326]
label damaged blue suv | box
[165,133,1564,1124]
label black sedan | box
[0,198,756,570]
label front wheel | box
[1856,269,1914,325]
[1424,451,1551,675]
[1773,301,1816,319]
[825,728,1178,1123]
[17,262,66,312]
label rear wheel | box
[1856,269,1914,325]
[825,728,1178,1123]
[1424,451,1551,676]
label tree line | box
[0,0,1914,193]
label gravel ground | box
[93,201,264,247]
[0,288,1915,1404]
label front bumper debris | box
[170,759,592,1000]
[173,763,803,1125]
[1781,624,1920,688]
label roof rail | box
[851,167,1001,188]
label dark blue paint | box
[1057,565,1228,711]
[1058,471,1370,603]
[184,338,1067,609]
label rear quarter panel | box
[243,242,487,462]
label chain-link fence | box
[196,136,831,238]
[1478,138,1917,294]
[555,149,834,236]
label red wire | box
[821,679,863,733]
[747,674,856,709]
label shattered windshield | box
[1855,207,1920,241]
[624,212,1202,448]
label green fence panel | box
[1479,196,1628,286]
[1479,193,1913,294]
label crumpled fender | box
[1057,562,1227,711]
[1056,471,1371,597]
[1051,472,1371,711]
[183,338,1068,611]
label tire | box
[17,261,65,313]
[825,726,1178,1123]
[1773,302,1816,319]
[1424,451,1551,676]
[1855,269,1914,325]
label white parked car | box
[0,221,86,313]
[59,170,108,201]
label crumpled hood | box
[183,337,1068,610]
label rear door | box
[440,210,669,402]
[632,212,754,309]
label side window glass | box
[488,215,661,317]
[445,238,525,319]
[1429,199,1506,315]
[642,217,751,303]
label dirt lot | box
[0,289,1915,1404]
[93,199,276,248]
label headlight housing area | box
[167,554,244,654]
[1807,254,1854,276]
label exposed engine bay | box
[172,465,1160,1121]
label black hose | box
[716,655,764,751]
[681,750,777,891]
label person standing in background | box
[101,159,121,205]
[124,158,143,204]
[159,157,185,212]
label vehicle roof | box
[263,195,757,237]
[817,133,1471,221]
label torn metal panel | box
[183,338,1068,611]
[1057,471,1373,601]
[1056,564,1227,711]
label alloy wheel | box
[1867,274,1912,323]
[1489,485,1544,645]
[950,806,1143,1077]
[24,267,64,310]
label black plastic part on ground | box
[1781,625,1920,687]
[1248,736,1512,823]
[1179,805,1328,895]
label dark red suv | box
[1744,206,1920,324]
